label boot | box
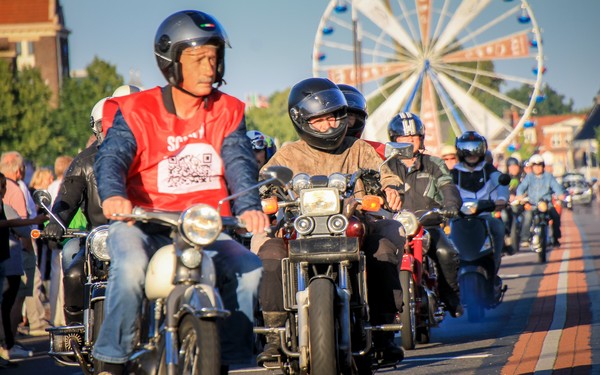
[256,312,287,366]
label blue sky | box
[61,0,599,111]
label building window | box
[551,134,561,147]
[28,41,34,55]
[15,42,21,56]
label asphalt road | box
[3,202,599,374]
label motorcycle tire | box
[399,271,416,350]
[461,273,485,323]
[538,226,547,263]
[308,278,338,375]
[177,315,220,375]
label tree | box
[0,60,17,144]
[50,57,124,158]
[507,83,574,116]
[245,88,298,145]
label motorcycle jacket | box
[451,161,509,203]
[262,137,402,193]
[95,85,261,215]
[388,153,462,213]
[51,142,106,228]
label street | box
[3,203,599,374]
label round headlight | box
[537,201,548,212]
[393,211,419,236]
[294,216,315,236]
[87,225,110,261]
[328,214,348,234]
[180,248,202,269]
[328,173,347,192]
[292,173,311,193]
[181,204,222,245]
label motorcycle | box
[392,208,451,349]
[449,174,510,322]
[254,143,411,375]
[512,197,553,263]
[34,166,292,375]
[31,190,109,373]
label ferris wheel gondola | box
[312,0,544,155]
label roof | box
[575,104,600,140]
[532,114,586,127]
[0,0,52,24]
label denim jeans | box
[92,221,263,365]
[61,238,81,272]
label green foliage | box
[506,83,574,116]
[245,88,298,145]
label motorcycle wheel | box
[538,226,547,263]
[461,273,485,323]
[308,278,338,375]
[399,271,416,350]
[510,218,519,253]
[177,315,220,375]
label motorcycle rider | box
[92,10,268,374]
[500,156,524,255]
[253,77,405,365]
[42,85,141,325]
[386,112,464,318]
[246,130,277,169]
[440,144,458,170]
[515,154,565,247]
[450,131,509,282]
[337,83,387,159]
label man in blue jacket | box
[516,154,565,247]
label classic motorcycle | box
[254,143,410,375]
[392,208,450,349]
[31,190,109,373]
[34,166,292,375]
[449,174,510,322]
[512,197,553,263]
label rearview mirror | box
[498,173,511,186]
[384,142,414,160]
[32,190,52,208]
[260,166,293,187]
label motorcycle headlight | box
[537,201,548,212]
[87,225,109,261]
[300,188,340,216]
[393,211,419,236]
[292,173,311,194]
[180,248,202,269]
[460,201,478,215]
[328,173,347,192]
[180,204,222,245]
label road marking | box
[403,353,492,362]
[534,250,569,373]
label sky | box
[60,0,600,111]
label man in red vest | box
[93,10,268,374]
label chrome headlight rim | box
[393,211,419,236]
[327,214,348,234]
[328,173,347,192]
[180,204,222,246]
[87,225,110,261]
[294,215,315,236]
[292,173,311,194]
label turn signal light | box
[361,195,383,212]
[31,229,41,239]
[261,197,279,215]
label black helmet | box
[337,84,367,138]
[154,10,230,88]
[288,78,348,151]
[387,112,425,152]
[506,157,520,167]
[455,131,488,167]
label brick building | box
[0,0,69,106]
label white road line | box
[534,250,569,373]
[402,353,492,362]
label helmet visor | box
[457,140,486,157]
[295,88,347,122]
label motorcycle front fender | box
[459,264,489,281]
[177,284,230,320]
[400,253,415,273]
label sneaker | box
[8,345,33,359]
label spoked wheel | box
[308,278,338,375]
[399,271,416,350]
[537,225,547,263]
[461,273,485,323]
[177,315,220,375]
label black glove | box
[442,206,459,218]
[43,222,65,240]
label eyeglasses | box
[251,138,266,150]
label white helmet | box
[90,85,142,144]
[528,154,545,166]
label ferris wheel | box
[312,0,544,155]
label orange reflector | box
[31,229,41,239]
[362,195,383,212]
[261,197,279,215]
[443,224,451,235]
[524,202,532,211]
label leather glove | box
[442,206,459,218]
[43,222,65,240]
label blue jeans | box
[61,238,81,272]
[92,221,263,365]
